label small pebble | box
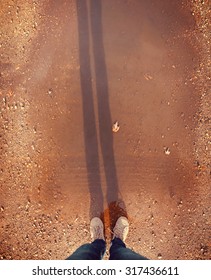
[157,253,162,259]
[164,147,171,155]
[112,121,120,132]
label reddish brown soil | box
[0,0,210,260]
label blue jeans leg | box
[66,239,106,260]
[109,238,148,260]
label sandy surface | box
[0,0,210,260]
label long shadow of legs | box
[76,0,103,218]
[90,0,127,233]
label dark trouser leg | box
[66,239,106,260]
[109,238,148,260]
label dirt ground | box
[0,0,210,260]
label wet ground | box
[0,0,210,259]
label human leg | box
[66,217,106,260]
[66,239,106,260]
[109,237,148,260]
[109,217,148,260]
